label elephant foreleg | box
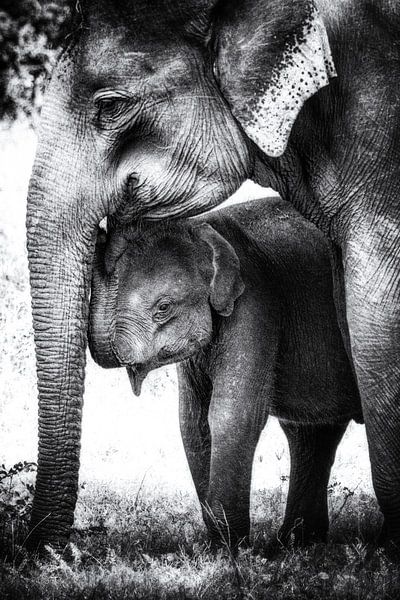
[278,420,347,545]
[177,362,212,505]
[205,394,269,549]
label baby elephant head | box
[88,221,244,395]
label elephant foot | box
[203,505,250,551]
[255,525,328,560]
[376,523,400,562]
[207,529,250,554]
[277,518,328,548]
[206,519,249,553]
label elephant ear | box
[196,223,245,317]
[212,0,336,157]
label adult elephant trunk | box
[26,91,101,548]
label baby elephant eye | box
[153,299,175,322]
[158,303,171,313]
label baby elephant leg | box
[204,404,269,550]
[278,421,348,545]
[178,364,212,505]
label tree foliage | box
[0,0,71,121]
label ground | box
[0,121,397,599]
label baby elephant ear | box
[213,1,336,157]
[197,223,245,317]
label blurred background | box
[0,1,372,503]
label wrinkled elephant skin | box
[89,197,361,547]
[26,0,400,551]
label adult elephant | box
[26,0,400,550]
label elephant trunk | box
[88,234,121,368]
[27,200,92,547]
[26,92,103,548]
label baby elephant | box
[89,197,361,549]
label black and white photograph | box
[1,1,400,598]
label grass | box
[0,470,398,600]
[1,121,399,597]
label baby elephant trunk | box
[88,232,121,369]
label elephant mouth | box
[126,364,150,397]
[120,337,212,398]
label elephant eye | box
[93,89,133,126]
[158,303,170,312]
[153,299,175,322]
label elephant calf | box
[89,196,361,549]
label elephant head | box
[26,0,335,546]
[88,222,244,396]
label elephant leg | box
[177,363,212,505]
[278,421,347,545]
[204,399,269,549]
[344,219,400,551]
